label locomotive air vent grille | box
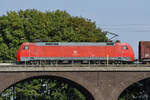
[106,42,114,45]
[45,42,59,45]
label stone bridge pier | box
[0,66,150,100]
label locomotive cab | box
[116,43,134,62]
[16,43,34,62]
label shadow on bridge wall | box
[1,75,95,100]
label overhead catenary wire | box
[99,24,150,32]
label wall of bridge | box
[0,66,150,100]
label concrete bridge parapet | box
[0,66,150,100]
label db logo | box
[73,50,79,56]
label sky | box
[0,0,150,58]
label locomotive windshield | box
[23,46,29,50]
[123,45,128,50]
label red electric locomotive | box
[16,42,134,64]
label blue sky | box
[1,0,150,58]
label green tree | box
[0,9,107,61]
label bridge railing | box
[0,60,150,67]
[0,60,16,64]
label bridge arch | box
[1,75,95,100]
[117,76,150,99]
[108,72,150,100]
[0,72,105,100]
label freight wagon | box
[139,41,150,64]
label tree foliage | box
[0,78,89,100]
[0,9,107,61]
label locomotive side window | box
[24,46,29,50]
[123,45,128,50]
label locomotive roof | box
[34,42,115,46]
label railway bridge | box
[0,65,150,100]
